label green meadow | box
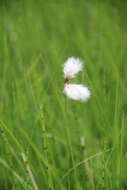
[0,0,127,189]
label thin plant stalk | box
[21,152,39,190]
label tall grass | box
[0,0,127,189]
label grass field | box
[0,0,127,189]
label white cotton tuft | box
[63,57,83,79]
[64,84,91,102]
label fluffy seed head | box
[63,57,83,79]
[64,84,91,102]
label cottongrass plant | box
[63,57,91,102]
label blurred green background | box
[0,0,127,189]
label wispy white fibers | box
[63,56,91,102]
[63,57,83,79]
[64,84,91,102]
